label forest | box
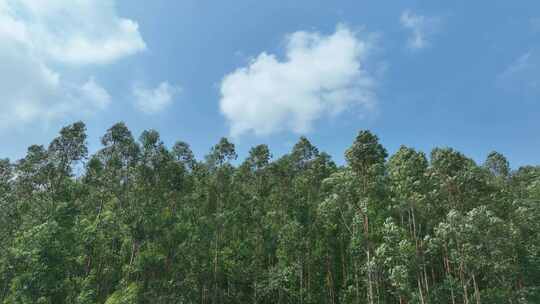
[0,121,538,304]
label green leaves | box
[48,121,88,177]
[0,122,538,304]
[206,137,237,167]
[345,130,387,176]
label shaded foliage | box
[0,122,538,303]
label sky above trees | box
[1,0,539,166]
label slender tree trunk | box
[423,264,430,295]
[417,276,425,304]
[341,238,348,295]
[354,260,360,304]
[459,261,469,304]
[327,254,336,304]
[129,240,138,266]
[214,235,218,304]
[366,223,374,304]
[472,273,481,304]
[253,281,257,304]
[300,258,304,304]
[444,245,456,304]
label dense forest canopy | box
[0,121,539,304]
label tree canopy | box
[0,121,538,304]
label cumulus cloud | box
[400,10,440,50]
[497,51,540,93]
[133,82,181,114]
[0,35,111,129]
[0,0,145,130]
[3,0,146,65]
[219,25,377,137]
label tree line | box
[0,121,539,303]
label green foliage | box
[0,122,538,303]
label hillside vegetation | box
[0,122,539,303]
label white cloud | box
[497,51,540,93]
[3,0,146,65]
[133,82,181,114]
[400,10,440,50]
[0,0,145,130]
[219,25,377,137]
[78,78,112,110]
[0,37,111,129]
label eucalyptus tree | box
[484,151,510,180]
[509,167,540,302]
[429,206,518,303]
[13,145,53,206]
[0,159,13,301]
[317,169,353,304]
[172,141,196,170]
[344,130,388,304]
[0,159,14,233]
[96,122,140,207]
[0,121,539,304]
[47,121,88,179]
[204,137,238,304]
[428,148,494,215]
[233,144,273,302]
[510,166,540,200]
[4,122,90,304]
[375,218,415,304]
[387,146,430,303]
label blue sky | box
[1,0,539,167]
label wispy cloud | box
[497,51,540,93]
[400,10,441,50]
[133,82,181,114]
